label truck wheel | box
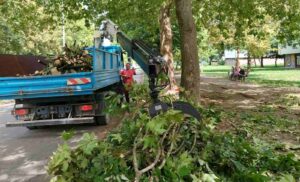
[94,115,109,125]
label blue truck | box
[0,40,124,129]
[0,20,200,129]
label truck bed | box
[0,46,122,100]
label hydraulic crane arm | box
[100,20,167,102]
[99,20,201,121]
[100,20,163,75]
[117,32,163,75]
[117,32,168,102]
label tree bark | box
[260,57,264,67]
[175,0,200,101]
[235,48,240,68]
[275,57,278,67]
[159,0,177,90]
[247,53,251,72]
[254,58,257,67]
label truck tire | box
[93,93,109,125]
[94,115,109,125]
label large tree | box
[175,0,200,100]
[101,0,200,98]
[159,0,177,90]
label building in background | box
[278,45,300,68]
[224,50,248,65]
[223,50,284,67]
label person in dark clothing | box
[239,68,245,77]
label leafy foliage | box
[48,84,300,182]
[0,1,93,55]
[203,133,300,181]
[3,0,300,59]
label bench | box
[228,68,248,81]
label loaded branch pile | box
[18,45,92,77]
[36,45,92,76]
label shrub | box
[218,60,226,65]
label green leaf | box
[110,133,123,144]
[120,174,129,181]
[79,157,88,169]
[178,166,191,177]
[84,142,98,155]
[278,174,296,182]
[146,117,167,135]
[142,136,157,149]
[61,130,75,141]
[201,173,218,182]
[231,159,247,172]
[50,176,68,182]
[164,110,184,123]
[177,152,193,177]
[62,161,69,172]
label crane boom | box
[99,20,201,121]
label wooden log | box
[37,60,47,66]
[54,59,62,67]
[50,67,61,75]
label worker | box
[120,63,136,102]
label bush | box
[218,60,226,65]
[48,110,208,182]
[202,133,300,181]
[200,61,209,66]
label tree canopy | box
[0,0,94,55]
[2,0,300,98]
[3,0,300,56]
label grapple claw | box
[172,101,201,121]
[149,101,201,121]
[149,101,169,118]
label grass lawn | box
[202,65,300,87]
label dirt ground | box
[95,116,124,139]
[200,76,300,110]
[199,76,300,154]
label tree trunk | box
[254,58,257,67]
[159,0,177,90]
[260,57,264,67]
[175,61,179,70]
[175,0,200,101]
[235,48,240,68]
[275,57,278,67]
[247,53,251,72]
